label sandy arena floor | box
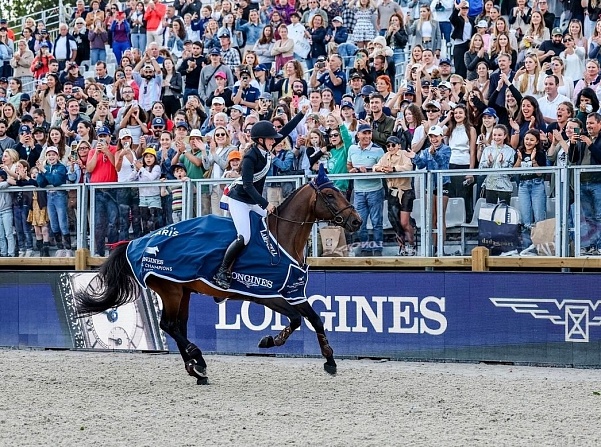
[1,349,600,446]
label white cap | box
[477,20,488,28]
[332,16,343,24]
[428,125,444,136]
[424,100,441,110]
[190,129,203,138]
[118,128,132,139]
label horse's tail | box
[75,244,140,316]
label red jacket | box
[144,3,166,32]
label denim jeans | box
[90,48,106,66]
[183,87,199,104]
[338,43,358,68]
[112,41,129,65]
[0,208,15,256]
[354,188,385,252]
[392,48,405,65]
[439,21,452,43]
[47,191,70,236]
[130,33,147,52]
[13,204,33,250]
[518,178,547,248]
[580,182,601,249]
[94,189,120,256]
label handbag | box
[531,218,556,256]
[478,202,521,255]
[203,165,213,179]
[293,39,311,59]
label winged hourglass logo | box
[489,298,601,343]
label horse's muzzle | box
[346,214,362,233]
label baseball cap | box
[118,128,132,139]
[332,16,343,23]
[19,125,31,134]
[227,150,242,162]
[0,77,7,83]
[218,30,230,38]
[439,58,452,66]
[183,39,192,45]
[476,20,488,28]
[96,126,111,136]
[45,146,59,154]
[424,100,441,110]
[259,92,272,100]
[360,85,375,96]
[439,81,452,89]
[552,27,563,36]
[405,85,416,95]
[33,126,47,134]
[316,55,327,62]
[357,123,372,133]
[142,148,157,157]
[40,28,48,34]
[460,1,469,8]
[176,122,189,130]
[215,71,227,79]
[212,96,225,105]
[421,80,431,87]
[170,163,187,174]
[21,114,34,122]
[386,136,401,145]
[231,105,245,113]
[428,125,444,136]
[21,93,31,101]
[189,129,202,138]
[253,64,267,72]
[209,48,221,55]
[239,68,251,77]
[341,101,354,110]
[152,117,166,127]
[350,72,363,80]
[482,107,499,120]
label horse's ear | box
[314,164,330,187]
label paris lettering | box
[216,295,447,335]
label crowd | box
[0,0,600,258]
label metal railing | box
[7,164,600,259]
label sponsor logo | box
[153,226,179,237]
[260,228,278,257]
[490,298,601,342]
[232,272,274,289]
[216,295,447,334]
[144,246,159,255]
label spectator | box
[111,11,131,65]
[233,67,260,115]
[86,127,119,256]
[35,146,73,257]
[538,75,571,124]
[0,118,16,151]
[306,14,328,70]
[385,14,408,65]
[0,168,15,257]
[71,18,90,67]
[347,123,385,256]
[85,1,105,28]
[132,57,163,113]
[253,26,276,67]
[52,23,77,71]
[199,48,234,104]
[132,147,163,234]
[10,41,34,95]
[479,123,515,205]
[450,1,475,79]
[30,42,54,79]
[94,61,114,87]
[218,31,242,72]
[145,0,168,47]
[129,1,148,52]
[366,93,394,148]
[537,27,565,63]
[409,5,441,53]
[271,24,294,71]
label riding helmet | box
[250,121,282,142]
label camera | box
[435,2,445,12]
[316,62,326,69]
[276,107,284,115]
[574,127,581,135]
[35,61,44,70]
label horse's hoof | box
[324,362,337,375]
[197,377,209,385]
[258,335,275,349]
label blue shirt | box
[318,68,347,104]
[347,143,385,192]
[233,84,261,115]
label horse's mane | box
[275,183,308,215]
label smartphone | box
[96,121,103,128]
[71,141,78,159]
[574,128,581,135]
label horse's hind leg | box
[295,301,337,375]
[252,297,302,349]
[150,279,208,385]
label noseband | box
[272,182,355,227]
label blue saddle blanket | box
[126,213,308,302]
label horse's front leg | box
[251,297,302,349]
[295,301,337,375]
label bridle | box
[271,181,356,227]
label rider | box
[213,111,306,289]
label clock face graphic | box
[60,272,168,351]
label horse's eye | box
[326,193,335,199]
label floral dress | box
[351,7,376,43]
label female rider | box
[213,109,306,290]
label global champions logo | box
[490,298,601,342]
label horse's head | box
[310,167,362,233]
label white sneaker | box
[54,249,66,257]
[64,249,74,257]
[500,249,518,257]
[520,245,538,256]
[405,245,417,256]
[25,249,33,257]
[18,250,25,257]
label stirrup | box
[212,270,232,290]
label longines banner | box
[1,271,600,367]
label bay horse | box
[76,175,362,384]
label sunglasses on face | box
[330,133,340,137]
[274,125,283,129]
[387,143,397,147]
[244,128,252,133]
[426,109,439,113]
[215,132,227,137]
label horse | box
[75,173,362,384]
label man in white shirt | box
[52,23,77,71]
[538,75,570,124]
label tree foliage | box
[1,0,65,26]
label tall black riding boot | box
[42,242,50,257]
[36,239,43,256]
[213,235,246,289]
